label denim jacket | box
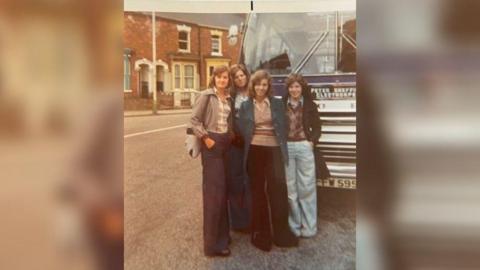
[238,97,289,167]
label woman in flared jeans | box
[283,73,324,237]
[190,65,234,257]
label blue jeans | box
[285,140,317,237]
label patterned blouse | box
[286,97,307,141]
[214,87,231,134]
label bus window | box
[242,12,356,75]
[240,12,357,190]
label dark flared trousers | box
[201,132,231,255]
[227,144,251,230]
[247,145,298,247]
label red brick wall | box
[124,12,151,96]
[225,30,242,66]
[124,12,243,96]
[198,27,243,89]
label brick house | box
[123,12,245,101]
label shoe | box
[251,233,272,252]
[300,233,317,238]
[206,248,231,257]
[233,227,250,234]
[274,235,299,248]
[252,238,272,252]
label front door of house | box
[140,64,150,98]
[156,66,164,92]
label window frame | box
[123,52,132,92]
[174,64,181,89]
[211,35,221,56]
[172,61,197,90]
[184,64,195,89]
[177,24,192,53]
[210,30,223,56]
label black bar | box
[251,1,253,11]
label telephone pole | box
[152,11,158,114]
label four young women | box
[190,64,325,257]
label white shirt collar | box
[253,97,270,106]
[214,87,231,99]
[288,96,303,107]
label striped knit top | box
[251,98,279,146]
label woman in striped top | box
[238,70,298,251]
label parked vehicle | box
[238,12,356,189]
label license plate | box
[317,178,356,189]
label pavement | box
[124,113,355,270]
[124,109,192,118]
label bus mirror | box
[228,25,238,46]
[228,25,238,37]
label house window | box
[179,31,189,51]
[172,62,197,90]
[123,52,132,92]
[177,24,191,53]
[211,35,220,55]
[210,30,223,56]
[174,64,181,88]
[184,65,194,89]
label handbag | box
[185,95,210,158]
[185,127,202,158]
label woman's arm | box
[190,94,209,139]
[308,99,322,145]
[273,98,288,142]
[237,101,247,139]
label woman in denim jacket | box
[238,70,298,251]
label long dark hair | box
[230,64,250,89]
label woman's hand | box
[232,135,244,147]
[204,137,216,149]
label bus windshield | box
[242,12,356,75]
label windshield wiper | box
[292,31,329,74]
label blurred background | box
[358,0,480,269]
[0,1,123,270]
[1,0,480,269]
